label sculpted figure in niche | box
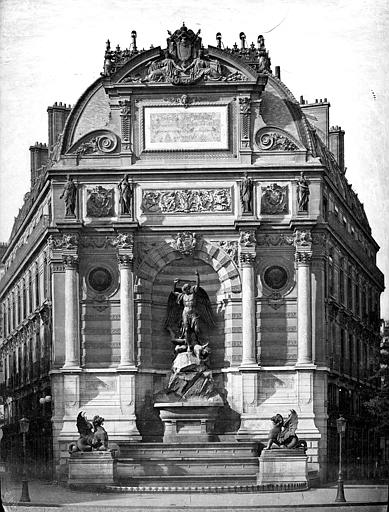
[165,270,215,350]
[240,172,253,214]
[118,174,133,215]
[296,172,310,212]
[60,175,77,217]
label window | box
[323,196,328,221]
[348,334,353,376]
[355,283,360,316]
[347,275,353,310]
[339,265,345,304]
[340,329,345,373]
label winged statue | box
[266,409,307,451]
[164,270,215,352]
[68,412,109,453]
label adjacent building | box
[0,25,384,482]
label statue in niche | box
[165,270,215,350]
[118,174,133,215]
[154,271,222,404]
[240,172,253,214]
[266,409,307,451]
[296,172,310,212]
[68,412,109,453]
[59,175,77,217]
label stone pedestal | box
[257,448,308,486]
[154,400,223,443]
[68,451,115,487]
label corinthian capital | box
[62,254,79,268]
[117,253,133,268]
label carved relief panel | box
[83,185,117,219]
[260,183,289,215]
[140,187,233,215]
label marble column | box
[62,255,80,369]
[237,228,258,368]
[296,251,313,365]
[240,254,257,366]
[118,253,135,368]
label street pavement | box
[0,475,387,512]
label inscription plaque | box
[144,106,228,150]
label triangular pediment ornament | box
[255,127,303,152]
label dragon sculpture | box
[68,412,109,453]
[266,409,307,452]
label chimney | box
[275,66,281,79]
[47,102,71,153]
[300,98,330,146]
[29,142,48,189]
[329,125,345,172]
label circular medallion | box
[263,265,288,290]
[88,267,113,292]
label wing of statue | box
[281,409,298,439]
[76,412,91,437]
[164,291,183,332]
[196,286,216,328]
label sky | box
[0,0,388,316]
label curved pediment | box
[107,46,259,86]
[102,23,266,86]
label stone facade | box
[0,25,384,483]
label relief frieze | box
[141,188,232,214]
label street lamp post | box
[335,415,347,503]
[19,417,30,503]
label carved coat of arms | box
[86,186,114,217]
[171,232,197,256]
[169,24,201,65]
[261,184,288,215]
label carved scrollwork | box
[48,234,80,250]
[68,131,119,165]
[141,188,232,214]
[111,233,134,250]
[257,233,294,246]
[97,134,117,153]
[239,230,256,247]
[256,130,298,151]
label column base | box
[239,363,260,370]
[116,364,138,372]
[60,365,82,372]
[295,362,316,369]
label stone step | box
[116,473,258,487]
[116,457,258,477]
